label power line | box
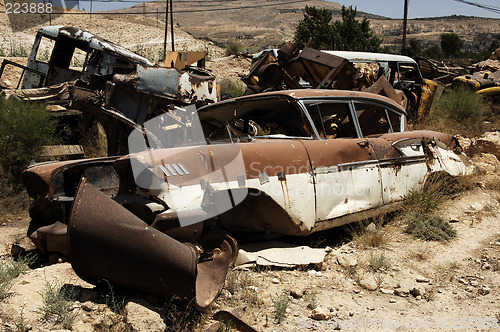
[28,0,310,14]
[452,0,500,14]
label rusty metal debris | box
[449,69,500,97]
[243,42,440,122]
[205,307,258,332]
[1,26,217,159]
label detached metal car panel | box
[23,89,471,308]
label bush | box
[0,96,55,179]
[405,212,456,241]
[404,172,461,214]
[225,40,245,56]
[426,86,486,137]
[219,78,246,99]
[40,280,76,329]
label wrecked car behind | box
[22,89,471,309]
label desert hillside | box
[111,0,500,52]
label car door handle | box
[357,140,370,148]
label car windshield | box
[198,96,315,143]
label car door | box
[352,99,428,204]
[300,99,383,227]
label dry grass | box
[0,255,34,299]
[222,269,263,308]
[40,279,76,329]
[408,242,433,261]
[367,251,391,271]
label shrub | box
[40,279,76,329]
[271,292,289,324]
[404,172,460,214]
[225,40,245,56]
[218,78,246,99]
[0,96,55,179]
[427,86,486,137]
[0,255,35,299]
[405,212,456,241]
[368,251,391,271]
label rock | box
[272,277,280,284]
[307,270,317,276]
[465,286,475,292]
[366,222,377,232]
[380,288,394,295]
[81,302,98,312]
[394,284,410,297]
[410,287,423,297]
[291,298,299,304]
[466,132,500,160]
[416,276,430,283]
[311,307,330,320]
[415,295,422,300]
[389,298,397,303]
[316,261,327,271]
[359,277,378,291]
[458,278,468,285]
[337,255,357,268]
[470,280,479,286]
[478,286,491,295]
[481,262,491,270]
[125,299,166,332]
[290,288,304,298]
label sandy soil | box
[0,151,499,331]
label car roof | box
[198,89,406,114]
[38,26,153,66]
[323,51,417,64]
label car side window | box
[354,102,402,136]
[305,102,356,139]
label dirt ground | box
[0,149,499,331]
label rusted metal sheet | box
[450,70,500,93]
[365,75,408,109]
[285,46,356,90]
[162,51,208,70]
[205,308,258,332]
[69,179,236,309]
[112,64,217,104]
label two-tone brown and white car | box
[22,89,472,309]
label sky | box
[331,0,500,19]
[66,0,500,18]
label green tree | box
[408,38,422,57]
[440,33,463,58]
[422,44,443,59]
[331,6,382,52]
[294,6,334,50]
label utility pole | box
[402,0,409,55]
[163,0,168,58]
[170,0,174,51]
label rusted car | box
[22,89,471,309]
